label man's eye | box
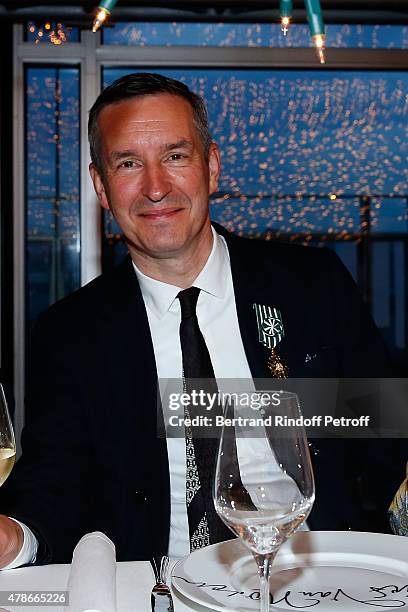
[168,153,186,161]
[120,160,136,168]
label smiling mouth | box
[139,207,184,220]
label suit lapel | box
[220,228,312,379]
[223,233,271,379]
[98,256,158,424]
[96,256,170,553]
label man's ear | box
[208,143,221,195]
[89,163,110,211]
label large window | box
[103,23,408,49]
[26,66,80,328]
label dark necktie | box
[177,287,231,550]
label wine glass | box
[0,384,16,486]
[213,390,315,612]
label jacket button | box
[134,490,148,504]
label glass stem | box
[256,552,276,612]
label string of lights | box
[279,0,293,36]
[92,0,326,63]
[27,21,70,45]
[304,0,326,63]
[92,0,118,33]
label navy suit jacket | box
[1,226,403,563]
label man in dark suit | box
[0,73,402,566]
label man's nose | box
[142,164,171,202]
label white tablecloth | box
[0,559,204,612]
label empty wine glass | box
[214,390,315,612]
[0,384,16,486]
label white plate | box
[171,531,408,611]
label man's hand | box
[0,515,24,568]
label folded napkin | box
[388,462,408,536]
[65,531,116,611]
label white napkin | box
[65,531,117,612]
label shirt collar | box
[132,227,229,319]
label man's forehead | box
[96,94,202,158]
[99,93,194,125]
[111,117,172,133]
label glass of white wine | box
[214,391,315,612]
[0,384,16,486]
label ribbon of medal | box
[253,304,289,378]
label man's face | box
[90,93,220,262]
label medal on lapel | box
[253,304,289,378]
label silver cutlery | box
[150,555,174,612]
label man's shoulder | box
[35,256,134,331]
[215,223,338,270]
